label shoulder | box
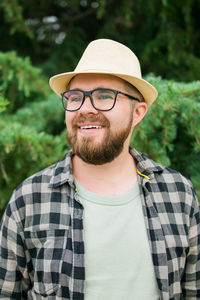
[4,151,73,222]
[132,148,197,200]
[13,157,64,199]
[132,149,199,226]
[154,163,196,199]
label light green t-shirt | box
[74,178,160,300]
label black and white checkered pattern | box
[0,148,199,299]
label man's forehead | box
[69,73,127,87]
[68,73,143,100]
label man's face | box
[65,74,138,165]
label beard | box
[67,112,133,165]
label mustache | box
[72,113,110,128]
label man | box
[0,39,199,299]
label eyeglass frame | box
[61,88,141,112]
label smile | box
[79,125,104,129]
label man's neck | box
[72,146,138,196]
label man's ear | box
[131,102,148,129]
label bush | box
[0,51,49,112]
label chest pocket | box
[25,229,71,297]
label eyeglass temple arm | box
[118,91,140,102]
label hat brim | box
[49,70,158,106]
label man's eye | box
[69,96,82,102]
[98,94,113,100]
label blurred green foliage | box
[0,96,9,113]
[0,0,199,80]
[0,51,49,112]
[0,0,200,217]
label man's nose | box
[79,96,98,113]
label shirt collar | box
[48,150,74,188]
[130,148,164,179]
[49,148,165,188]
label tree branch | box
[0,161,9,184]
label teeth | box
[80,125,103,129]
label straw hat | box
[49,39,158,106]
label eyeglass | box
[61,88,140,112]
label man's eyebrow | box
[95,87,113,91]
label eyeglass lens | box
[62,89,116,111]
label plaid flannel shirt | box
[0,148,200,299]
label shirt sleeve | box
[182,185,200,299]
[0,193,30,299]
